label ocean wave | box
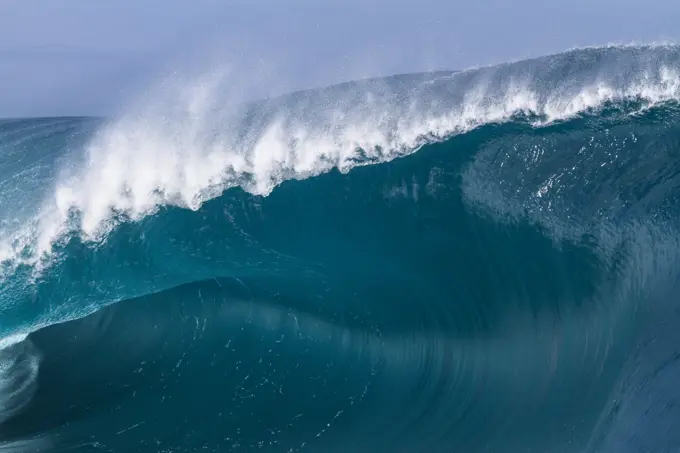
[2,43,680,452]
[1,45,680,283]
[0,274,638,452]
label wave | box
[0,275,639,452]
[2,45,680,275]
[1,44,680,452]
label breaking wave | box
[1,44,680,452]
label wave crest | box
[57,46,680,241]
[0,44,680,335]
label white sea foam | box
[0,45,680,280]
[0,334,28,350]
[0,336,39,424]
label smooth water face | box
[1,45,680,452]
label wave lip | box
[0,45,679,283]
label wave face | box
[2,45,680,452]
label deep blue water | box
[2,45,680,452]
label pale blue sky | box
[1,0,678,117]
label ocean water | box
[1,45,680,452]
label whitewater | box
[1,44,680,452]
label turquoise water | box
[1,45,680,452]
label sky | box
[1,0,679,118]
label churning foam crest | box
[0,45,680,277]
